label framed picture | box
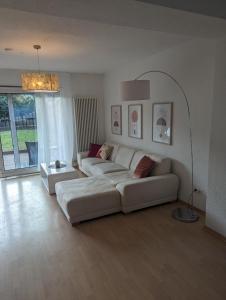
[152,102,173,145]
[128,104,143,139]
[111,105,122,135]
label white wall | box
[70,73,104,99]
[104,39,215,211]
[206,37,226,237]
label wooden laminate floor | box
[0,175,225,300]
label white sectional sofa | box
[55,143,179,224]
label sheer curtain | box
[35,73,75,166]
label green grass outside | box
[0,129,37,152]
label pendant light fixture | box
[21,45,60,93]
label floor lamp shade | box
[121,80,150,101]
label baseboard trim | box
[177,200,225,241]
[203,226,226,242]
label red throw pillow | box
[134,156,155,178]
[88,143,102,157]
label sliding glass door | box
[0,93,38,177]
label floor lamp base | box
[172,207,199,223]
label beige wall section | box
[104,39,215,211]
[206,37,226,237]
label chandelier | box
[21,45,60,93]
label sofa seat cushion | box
[105,171,134,185]
[81,157,106,168]
[90,162,127,175]
[81,157,107,175]
[55,176,121,223]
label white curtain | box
[35,73,75,165]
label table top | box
[40,162,76,176]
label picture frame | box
[152,102,173,145]
[111,105,122,135]
[128,104,143,139]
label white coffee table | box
[40,162,80,194]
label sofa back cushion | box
[130,151,171,175]
[115,146,135,169]
[149,153,171,176]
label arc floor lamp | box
[121,70,199,222]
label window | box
[0,93,38,174]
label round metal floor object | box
[172,207,199,223]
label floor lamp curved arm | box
[121,70,198,222]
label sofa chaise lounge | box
[55,143,179,224]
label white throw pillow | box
[96,144,113,160]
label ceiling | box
[0,0,226,38]
[0,0,225,73]
[136,0,226,20]
[0,8,190,73]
